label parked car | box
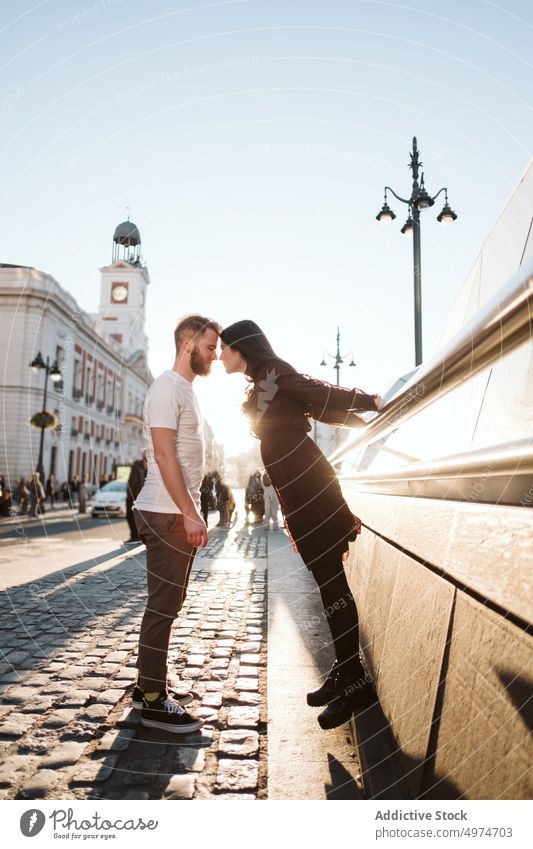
[89,480,128,518]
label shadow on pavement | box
[0,516,127,541]
[0,548,146,677]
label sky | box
[1,0,532,455]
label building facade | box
[0,220,153,486]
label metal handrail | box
[338,437,533,484]
[328,257,533,466]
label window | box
[72,360,82,398]
[85,366,93,403]
[96,372,104,408]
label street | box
[0,497,362,800]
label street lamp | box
[320,327,356,386]
[29,352,62,478]
[375,136,458,366]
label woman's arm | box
[273,368,380,413]
[313,407,369,427]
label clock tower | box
[96,219,150,352]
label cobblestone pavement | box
[0,524,268,800]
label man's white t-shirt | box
[134,370,205,514]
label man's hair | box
[174,314,222,352]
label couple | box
[132,315,383,734]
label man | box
[69,475,79,506]
[216,479,235,527]
[125,453,147,543]
[133,314,220,733]
[45,474,56,510]
[29,472,45,517]
[199,473,213,527]
[245,470,264,524]
[78,474,88,514]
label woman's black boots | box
[306,661,339,707]
[317,658,377,730]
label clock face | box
[112,283,128,303]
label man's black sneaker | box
[307,660,339,707]
[141,693,203,733]
[131,685,193,710]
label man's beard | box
[190,345,212,376]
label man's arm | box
[151,427,208,548]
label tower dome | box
[112,219,142,264]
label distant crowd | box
[199,469,281,530]
[0,472,111,518]
[0,467,282,529]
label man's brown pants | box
[134,509,196,692]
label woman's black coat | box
[244,358,379,571]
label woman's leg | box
[310,559,361,678]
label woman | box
[220,320,383,730]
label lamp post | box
[320,326,356,386]
[376,136,457,366]
[29,352,62,479]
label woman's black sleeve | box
[274,369,378,413]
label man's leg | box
[135,510,196,693]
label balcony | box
[95,436,102,443]
[83,433,90,441]
[96,400,105,411]
[85,395,94,406]
[72,388,82,401]
[70,427,79,437]
[106,405,114,414]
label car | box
[89,480,128,518]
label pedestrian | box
[0,487,12,517]
[45,474,56,510]
[262,471,280,529]
[125,455,147,543]
[216,479,235,527]
[61,480,70,503]
[245,470,264,524]
[132,313,220,732]
[69,475,79,506]
[15,478,29,513]
[220,319,384,730]
[200,473,213,527]
[29,472,45,517]
[78,474,88,514]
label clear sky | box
[1,0,532,455]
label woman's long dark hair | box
[220,320,280,378]
[220,320,289,424]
